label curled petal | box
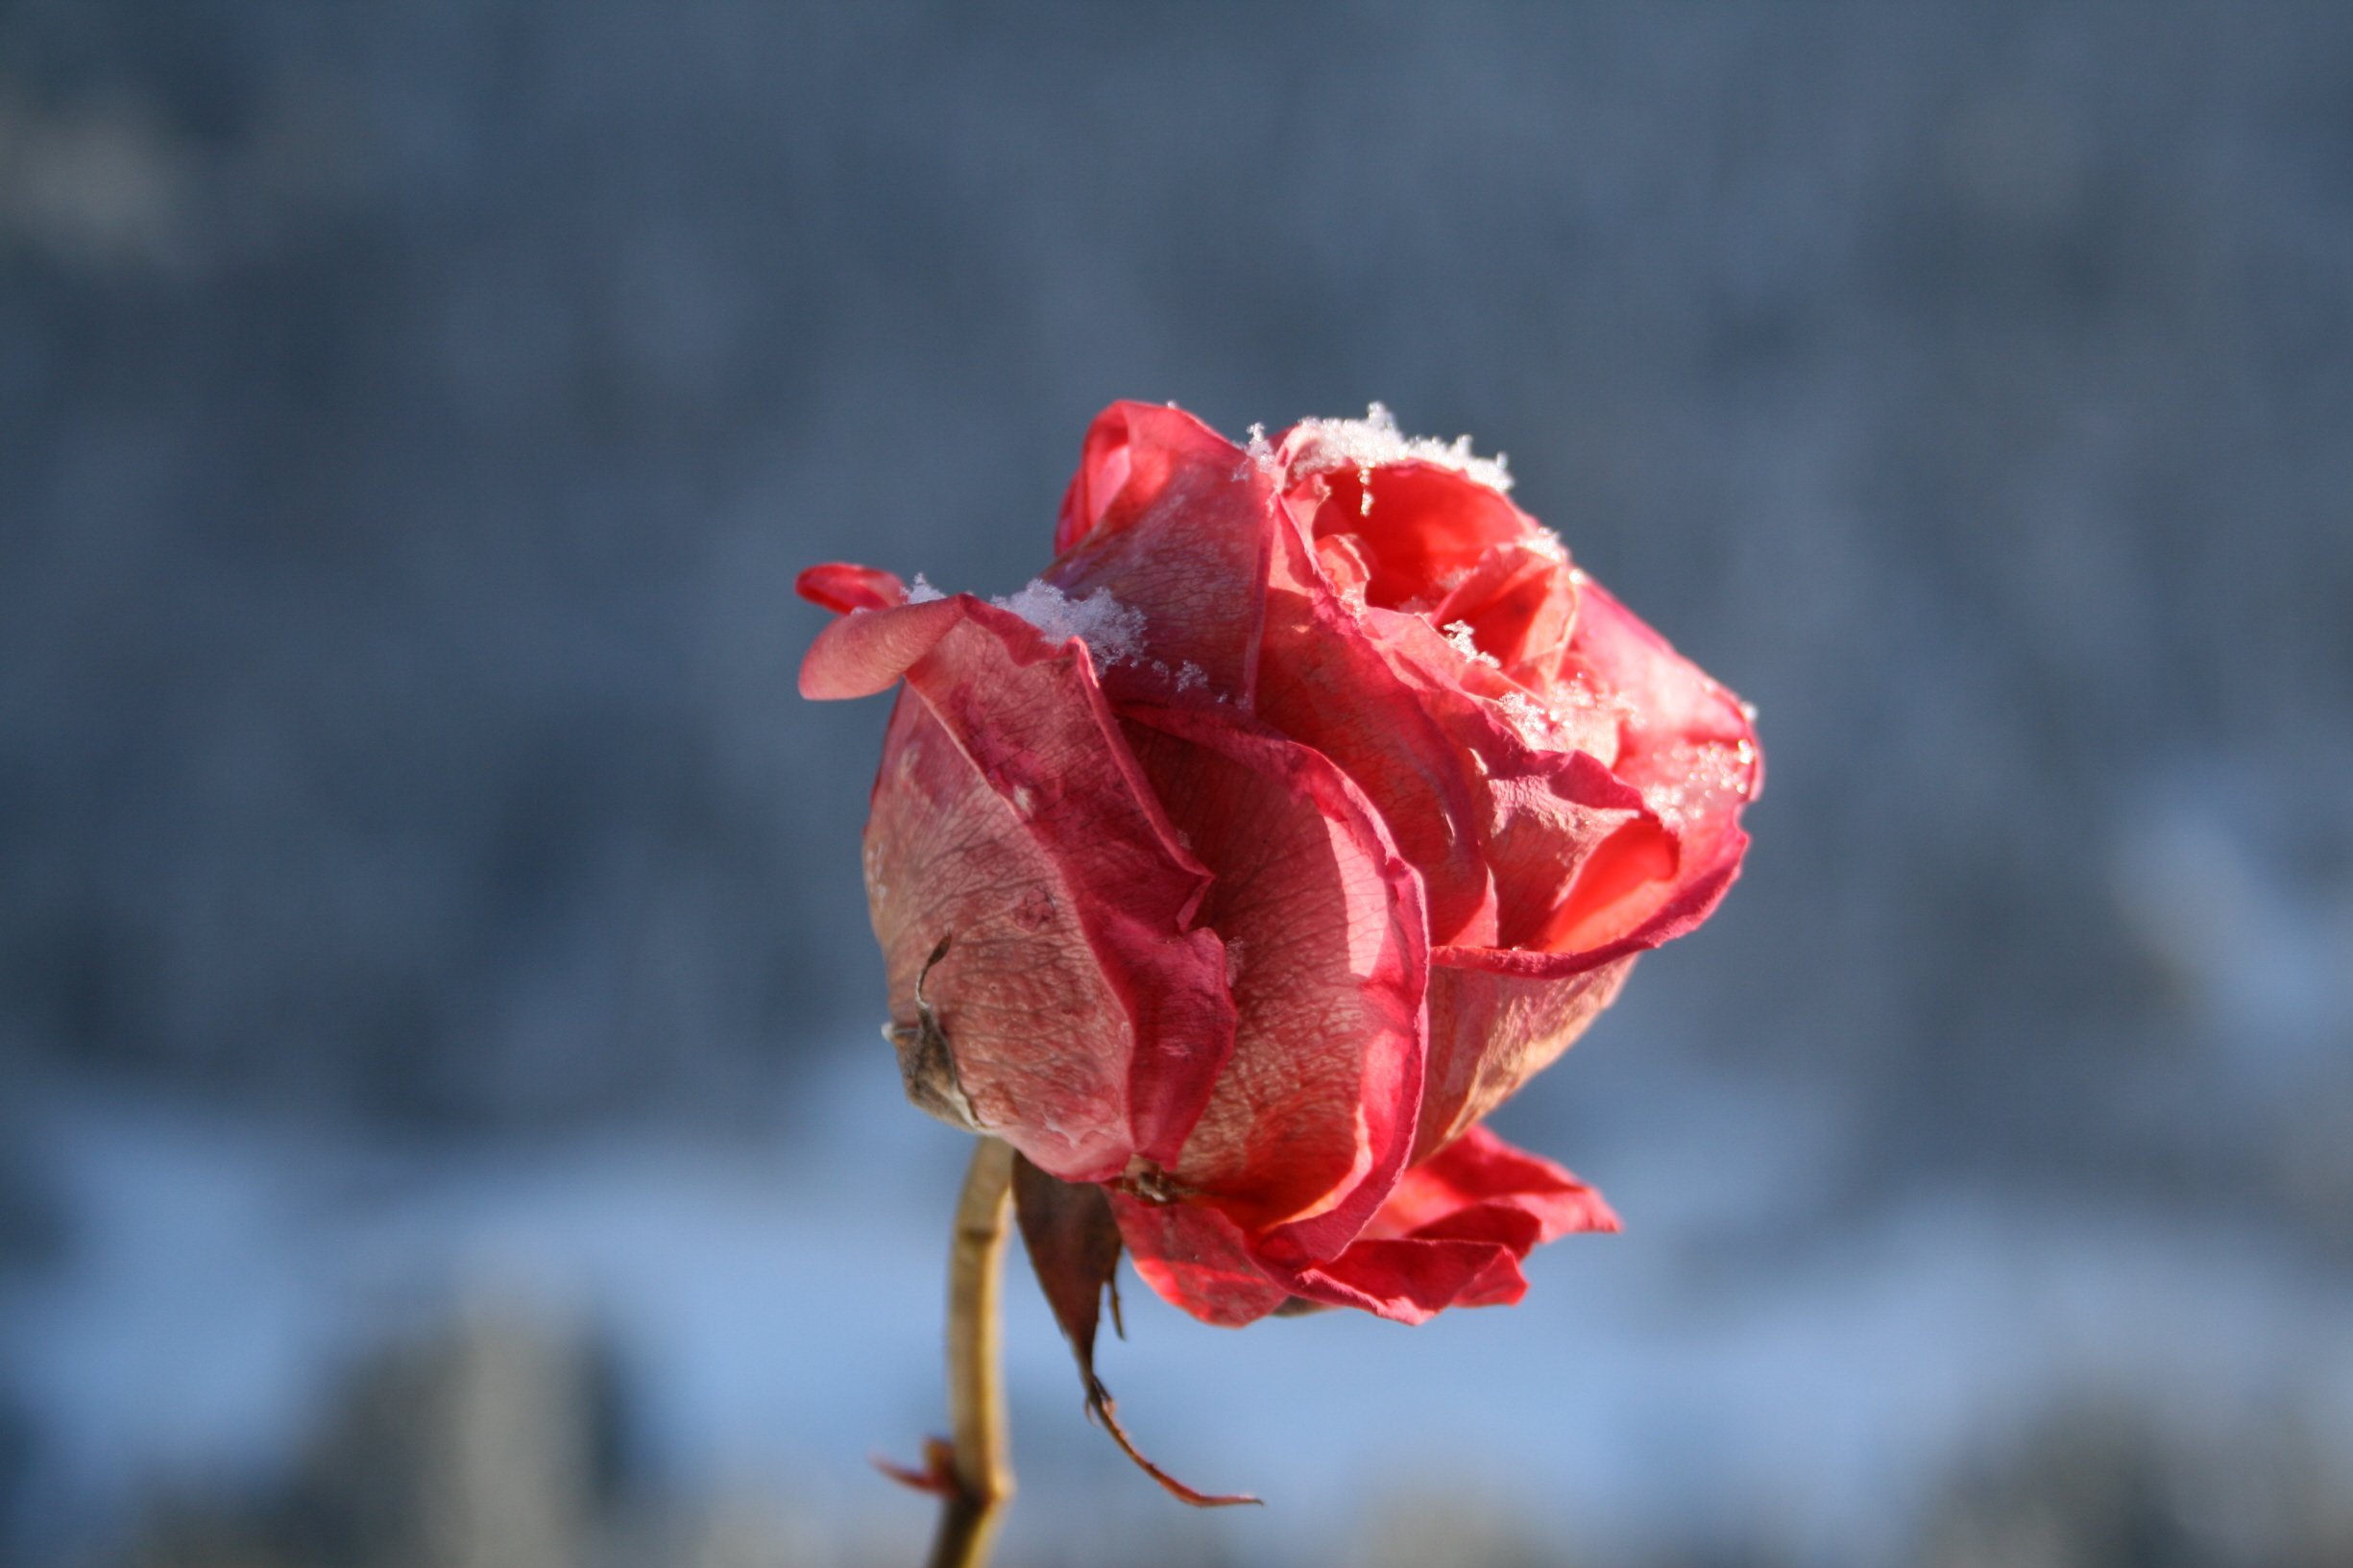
[1355,599,1753,961]
[800,591,970,700]
[1056,401,1196,554]
[1282,1125,1617,1324]
[1410,829,1743,1160]
[1561,578,1761,921]
[1049,402,1275,704]
[1111,1194,1292,1328]
[1274,592,1655,955]
[1116,706,1429,1267]
[1286,458,1529,613]
[1427,540,1581,689]
[835,592,1236,1178]
[1567,578,1758,760]
[1365,1123,1618,1242]
[1253,541,1756,1165]
[1116,1126,1616,1329]
[796,562,910,615]
[1253,565,1498,949]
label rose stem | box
[928,1134,1017,1568]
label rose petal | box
[1435,826,1750,984]
[1534,817,1682,954]
[1267,584,1749,1158]
[1357,596,1757,960]
[1543,582,1760,949]
[799,591,971,701]
[1048,402,1275,705]
[1566,578,1757,761]
[1281,1125,1617,1324]
[1110,1194,1292,1328]
[1252,560,1499,950]
[1427,540,1580,689]
[1055,402,1154,554]
[1329,604,1653,949]
[1276,445,1760,967]
[1288,459,1529,613]
[1413,953,1633,1160]
[1116,706,1428,1265]
[1407,823,1744,1160]
[1287,1237,1524,1322]
[829,592,1236,1178]
[795,562,910,615]
[1368,1123,1618,1241]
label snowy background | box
[4,5,2351,1565]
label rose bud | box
[799,402,1759,1336]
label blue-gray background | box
[5,6,2351,1566]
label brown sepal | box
[1011,1153,1259,1508]
[888,935,982,1132]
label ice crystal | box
[1285,401,1514,494]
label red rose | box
[799,401,1759,1329]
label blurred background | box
[4,4,2350,1565]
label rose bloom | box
[799,402,1759,1328]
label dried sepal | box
[1011,1154,1258,1508]
[885,934,981,1131]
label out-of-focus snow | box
[5,1072,2346,1568]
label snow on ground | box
[3,1058,2348,1565]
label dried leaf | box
[1012,1151,1122,1353]
[1012,1154,1258,1508]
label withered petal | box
[1013,1156,1258,1508]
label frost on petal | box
[1443,620,1501,668]
[1239,421,1279,479]
[853,597,1237,1179]
[1351,599,1742,961]
[1565,578,1755,758]
[1048,402,1276,705]
[1263,579,1646,957]
[1116,706,1428,1265]
[1250,566,1728,1162]
[990,578,1148,665]
[1427,543,1581,690]
[1548,578,1762,950]
[1281,402,1515,495]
